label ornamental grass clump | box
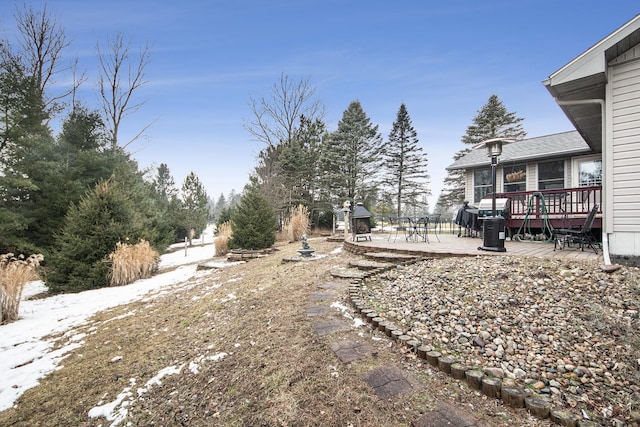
[108,240,158,287]
[282,204,310,243]
[214,221,232,256]
[1,253,43,324]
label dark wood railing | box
[494,186,602,231]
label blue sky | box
[1,1,638,209]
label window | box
[503,163,526,192]
[473,169,491,203]
[579,159,602,187]
[538,160,564,190]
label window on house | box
[503,163,526,192]
[473,169,491,203]
[538,160,564,190]
[579,159,602,187]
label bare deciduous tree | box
[97,33,151,149]
[244,73,325,147]
[13,3,73,113]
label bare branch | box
[13,3,72,112]
[97,33,151,149]
[244,73,325,147]
[69,56,87,109]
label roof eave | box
[544,14,640,153]
[446,148,594,171]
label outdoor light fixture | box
[342,200,351,241]
[473,138,515,252]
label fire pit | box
[351,203,372,241]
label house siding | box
[465,172,473,203]
[611,58,640,242]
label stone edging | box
[344,249,602,427]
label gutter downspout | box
[555,98,612,266]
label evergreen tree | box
[319,100,383,208]
[109,153,176,250]
[0,55,53,254]
[153,163,178,203]
[228,178,278,250]
[216,206,234,229]
[433,192,449,215]
[382,103,430,218]
[47,179,138,293]
[151,163,181,245]
[461,94,526,145]
[439,149,469,209]
[227,189,241,208]
[181,172,209,245]
[275,115,325,211]
[212,193,227,221]
[440,95,526,207]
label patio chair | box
[410,217,428,242]
[553,203,599,253]
[389,216,410,242]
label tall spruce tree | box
[440,94,526,208]
[319,100,383,208]
[382,103,430,217]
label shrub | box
[228,179,278,250]
[214,221,232,256]
[282,205,310,242]
[108,240,158,287]
[1,253,43,324]
[47,179,141,293]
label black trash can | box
[479,217,506,252]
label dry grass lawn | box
[0,239,550,427]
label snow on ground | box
[0,226,237,413]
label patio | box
[343,227,602,262]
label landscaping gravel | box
[359,255,640,425]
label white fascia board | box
[546,14,640,87]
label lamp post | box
[342,200,351,241]
[474,138,514,252]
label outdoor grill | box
[351,203,372,241]
[477,198,510,219]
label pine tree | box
[228,179,278,250]
[461,94,526,144]
[212,193,227,222]
[319,100,383,207]
[47,179,138,293]
[153,163,178,203]
[382,103,430,218]
[275,116,324,211]
[440,95,526,207]
[151,163,181,244]
[181,172,209,245]
[439,149,470,209]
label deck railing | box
[495,186,602,221]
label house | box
[449,14,640,264]
[544,14,640,263]
[447,130,603,234]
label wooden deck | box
[343,228,602,262]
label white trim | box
[546,14,640,86]
[571,154,603,188]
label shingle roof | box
[446,131,593,170]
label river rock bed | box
[358,256,640,425]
